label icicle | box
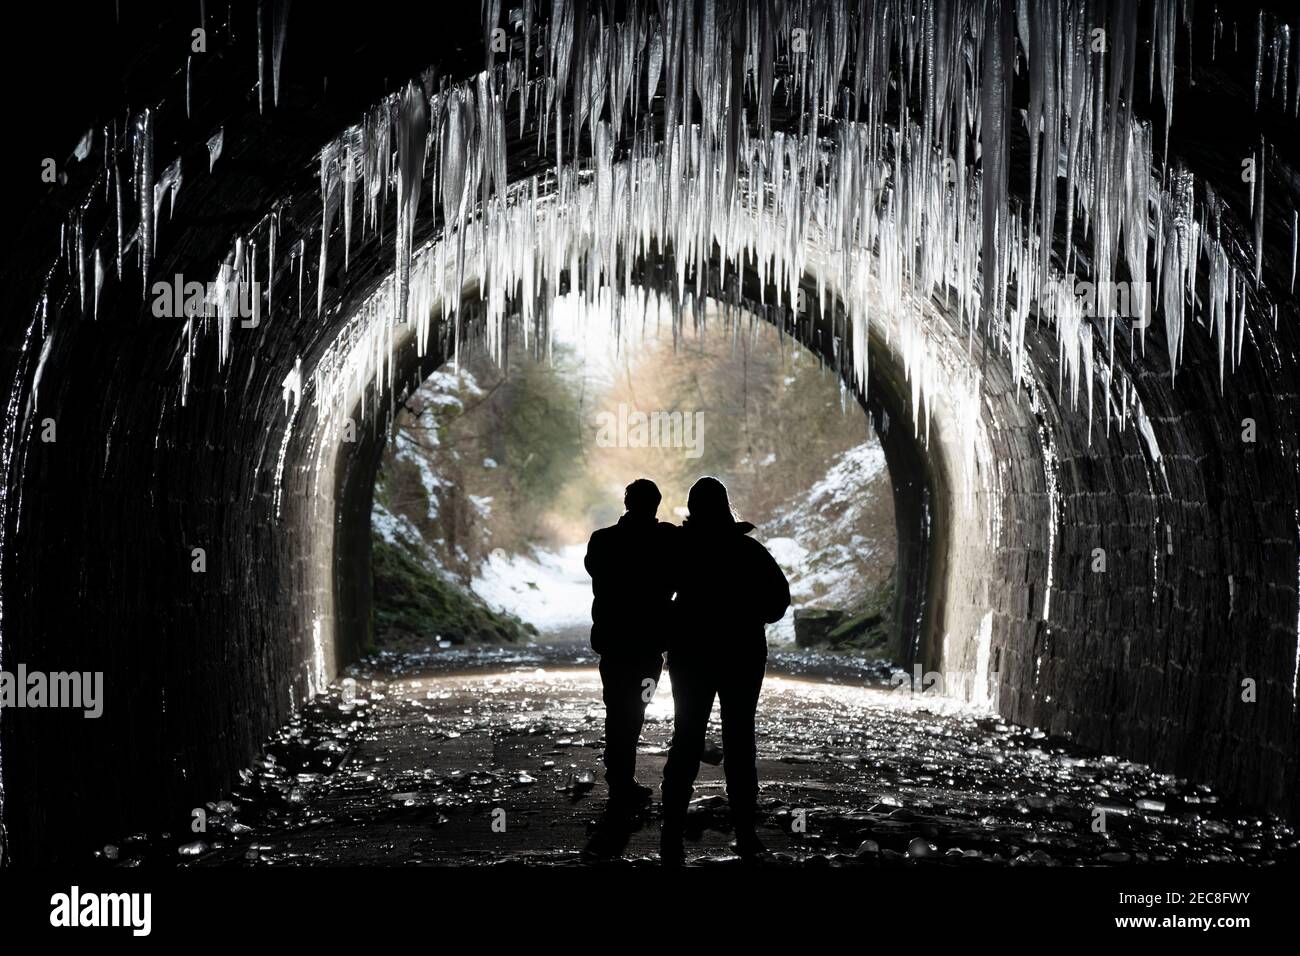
[342,128,360,271]
[93,248,104,321]
[114,155,124,278]
[980,0,1013,343]
[73,129,93,162]
[1291,210,1297,294]
[268,210,277,316]
[1253,140,1266,286]
[207,129,224,172]
[395,81,429,324]
[282,356,302,415]
[296,237,305,320]
[272,0,290,108]
[153,157,183,235]
[132,109,154,292]
[440,85,472,359]
[256,0,265,115]
[1255,10,1265,110]
[317,143,342,320]
[50,0,1287,501]
[74,212,86,316]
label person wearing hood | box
[584,478,679,807]
[660,475,791,864]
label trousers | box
[661,650,766,826]
[598,650,664,790]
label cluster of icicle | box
[47,1,1300,462]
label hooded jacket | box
[669,519,791,658]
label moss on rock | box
[371,536,537,649]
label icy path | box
[471,544,593,639]
[108,647,1298,868]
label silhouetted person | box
[584,478,678,808]
[660,476,790,864]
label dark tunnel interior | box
[0,0,1298,871]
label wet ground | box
[102,644,1297,867]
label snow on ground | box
[804,440,889,514]
[371,499,424,549]
[766,536,809,570]
[468,440,892,646]
[471,542,592,636]
[393,431,449,522]
[763,440,892,645]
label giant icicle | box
[17,0,1295,507]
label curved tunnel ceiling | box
[1,0,1298,862]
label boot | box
[730,803,766,860]
[607,781,654,808]
[659,822,686,866]
[730,825,766,860]
[660,791,689,866]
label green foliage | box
[391,335,596,569]
[828,570,897,656]
[497,344,587,511]
[370,536,537,649]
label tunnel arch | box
[311,212,1080,736]
[328,266,949,683]
[2,0,1299,866]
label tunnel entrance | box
[364,291,902,662]
[322,246,982,733]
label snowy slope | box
[470,543,593,638]
[761,441,894,644]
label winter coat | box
[584,513,679,656]
[668,519,791,660]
